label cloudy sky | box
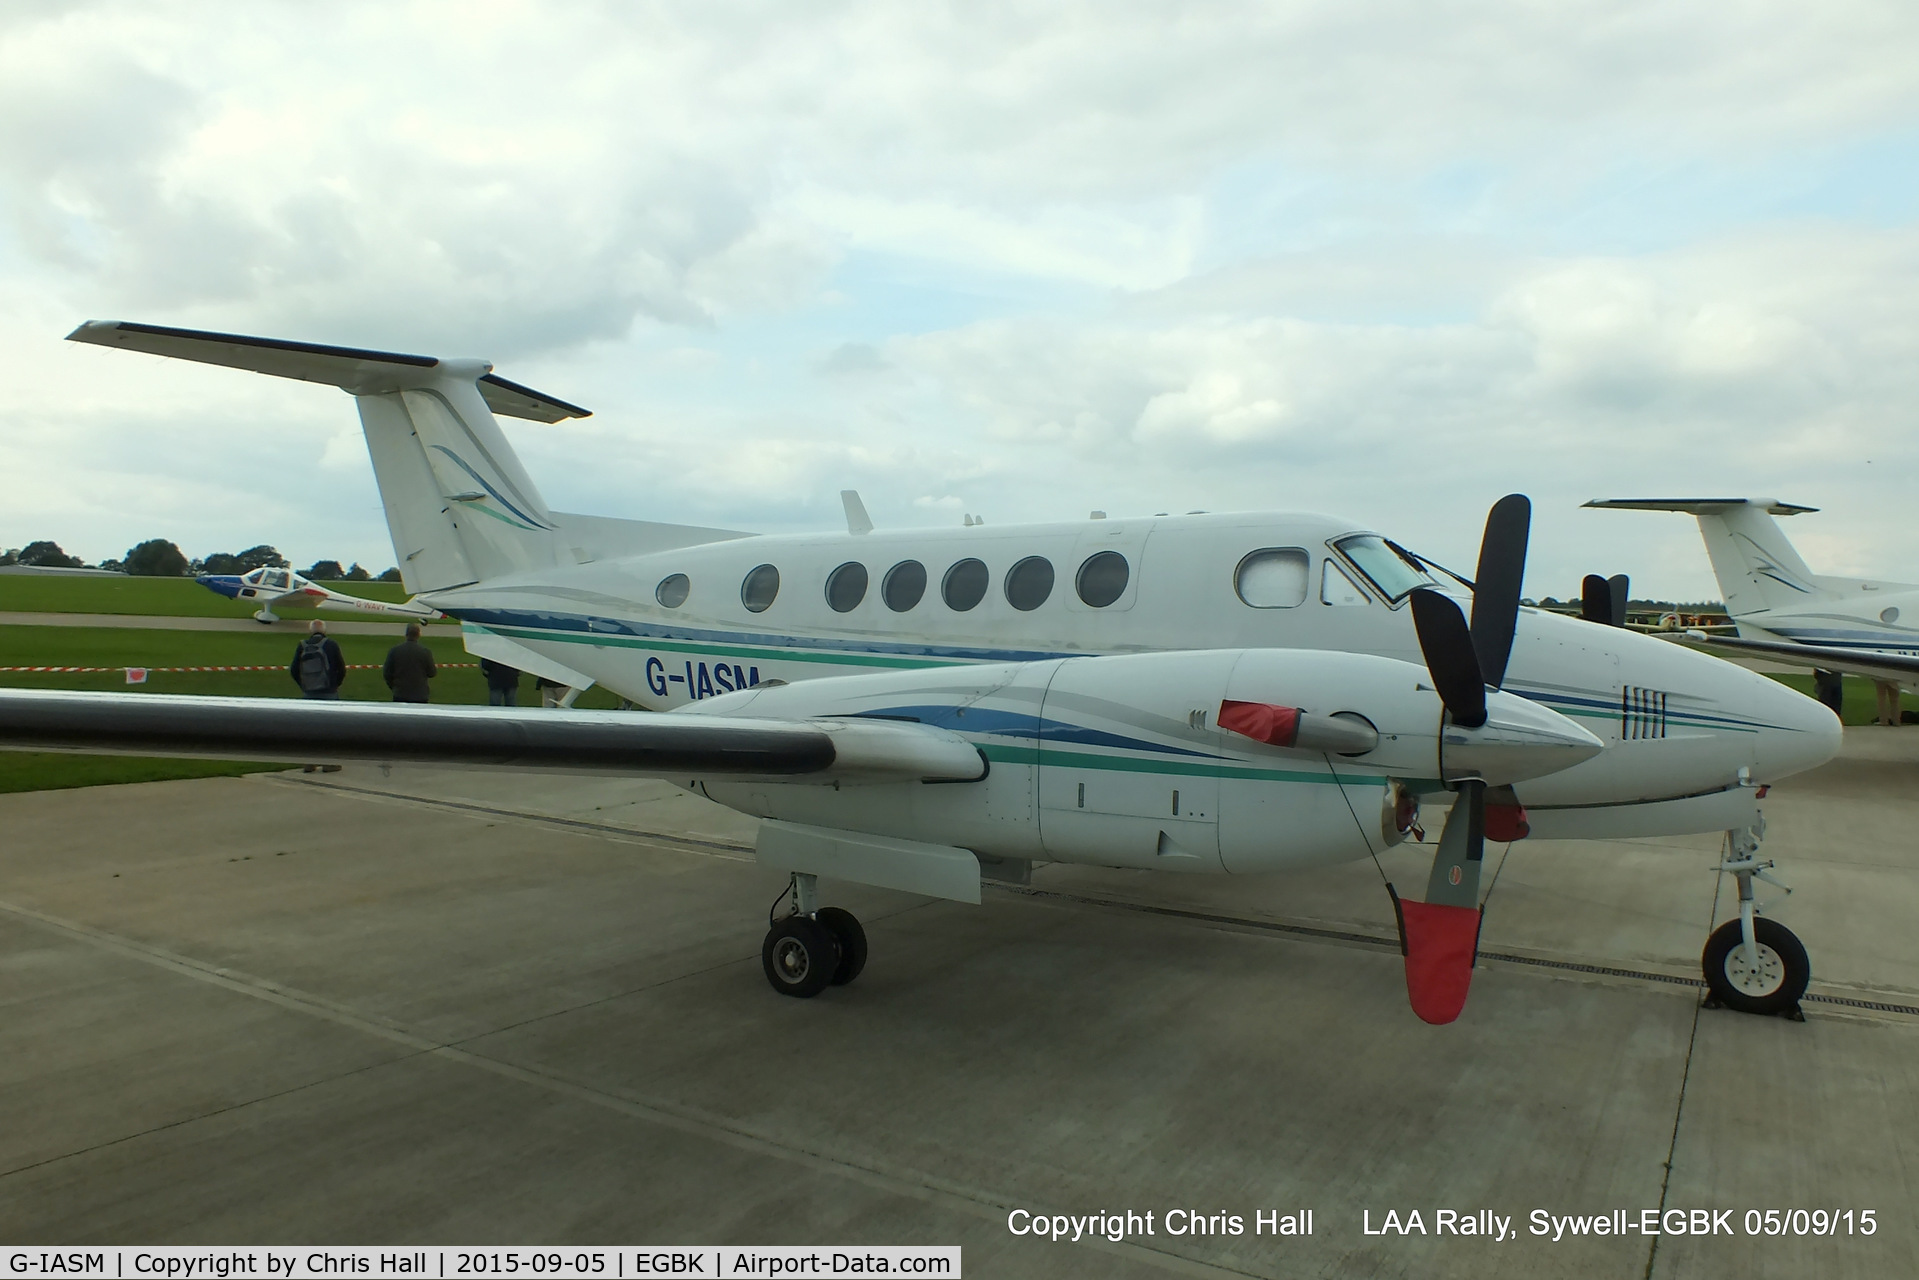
[3,1,1917,599]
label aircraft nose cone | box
[1443,690,1605,786]
[195,574,212,586]
[1751,677,1843,783]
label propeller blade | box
[1393,779,1488,1023]
[1579,571,1632,626]
[1424,778,1486,907]
[1608,573,1629,628]
[1468,494,1530,688]
[1580,574,1611,624]
[1410,588,1487,728]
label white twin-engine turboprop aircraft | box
[0,323,1843,1025]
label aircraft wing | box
[0,689,986,783]
[1673,632,1919,684]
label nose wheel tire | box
[1701,917,1809,1017]
[816,907,868,986]
[762,915,840,999]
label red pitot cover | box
[1217,700,1300,747]
[1392,894,1483,1025]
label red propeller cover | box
[1389,888,1483,1025]
[1217,700,1300,747]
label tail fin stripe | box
[429,445,553,530]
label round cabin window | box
[882,560,926,611]
[1004,556,1055,611]
[943,558,989,611]
[741,564,780,613]
[655,573,690,608]
[1075,551,1129,608]
[826,562,869,613]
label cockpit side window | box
[1333,534,1433,604]
[262,570,289,589]
[1320,560,1369,607]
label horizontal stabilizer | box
[1584,498,1817,516]
[0,689,987,783]
[66,321,590,422]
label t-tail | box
[66,321,747,595]
[1584,497,1859,620]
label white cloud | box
[2,2,1918,598]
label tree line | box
[0,539,400,582]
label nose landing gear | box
[761,873,868,998]
[1702,823,1809,1019]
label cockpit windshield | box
[1334,534,1435,604]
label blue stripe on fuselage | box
[452,605,1795,735]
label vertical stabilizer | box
[355,367,562,591]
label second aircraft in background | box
[196,565,443,625]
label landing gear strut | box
[1702,821,1809,1018]
[761,873,867,998]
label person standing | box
[289,620,346,699]
[382,623,438,703]
[289,619,347,773]
[480,657,521,707]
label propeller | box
[1408,493,1530,730]
[1396,494,1531,1022]
[1580,573,1629,627]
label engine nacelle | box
[689,647,1599,877]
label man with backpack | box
[289,620,347,699]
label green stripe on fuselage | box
[981,742,1405,786]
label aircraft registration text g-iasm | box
[645,657,764,700]
[7,1251,962,1280]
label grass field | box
[0,623,625,794]
[1765,671,1916,726]
[0,573,418,618]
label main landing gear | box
[1702,820,1809,1019]
[762,873,867,998]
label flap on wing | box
[459,624,595,693]
[67,321,590,422]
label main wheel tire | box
[816,907,868,986]
[762,916,839,999]
[1702,917,1809,1016]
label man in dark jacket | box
[289,620,347,699]
[479,657,522,707]
[382,624,438,703]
